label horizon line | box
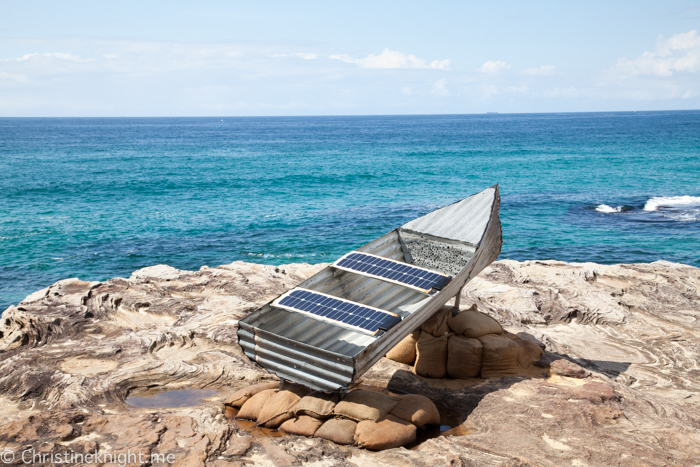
[1,109,699,119]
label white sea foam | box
[241,252,326,259]
[596,204,623,213]
[644,195,700,211]
[674,212,700,222]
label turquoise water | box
[1,112,699,311]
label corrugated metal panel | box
[237,321,357,391]
[236,185,502,391]
[400,187,496,245]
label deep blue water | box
[1,112,699,311]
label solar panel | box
[332,252,451,293]
[272,288,402,335]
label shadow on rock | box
[386,369,525,427]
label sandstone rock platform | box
[1,259,699,466]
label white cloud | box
[330,48,451,70]
[293,53,318,60]
[401,87,412,95]
[430,78,451,97]
[275,52,318,60]
[521,65,556,76]
[0,72,26,82]
[478,60,510,73]
[15,52,87,62]
[614,29,700,77]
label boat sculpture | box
[237,185,503,391]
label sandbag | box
[385,330,420,365]
[295,391,340,419]
[511,337,544,369]
[446,335,483,379]
[333,390,400,422]
[236,389,276,421]
[389,394,440,428]
[420,307,452,336]
[224,381,279,408]
[447,304,503,337]
[314,418,357,445]
[355,415,417,451]
[278,416,324,437]
[256,390,303,428]
[479,334,519,378]
[414,332,449,378]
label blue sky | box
[1,1,699,116]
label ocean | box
[1,112,699,312]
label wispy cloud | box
[521,65,556,76]
[275,52,319,60]
[613,29,700,78]
[11,52,88,62]
[430,78,451,96]
[478,60,510,73]
[0,72,26,82]
[330,48,450,70]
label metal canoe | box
[236,185,503,391]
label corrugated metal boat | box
[237,185,502,391]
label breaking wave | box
[596,204,623,213]
[644,195,700,212]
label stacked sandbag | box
[236,388,277,420]
[256,383,311,428]
[294,391,340,419]
[225,382,441,450]
[389,394,440,427]
[275,389,339,436]
[224,381,279,408]
[414,332,450,378]
[385,330,421,365]
[447,304,503,337]
[478,334,520,377]
[446,335,483,379]
[385,303,545,380]
[314,418,357,445]
[279,416,324,437]
[355,415,417,450]
[333,389,400,422]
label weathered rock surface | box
[1,259,699,466]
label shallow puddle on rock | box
[410,424,475,448]
[225,407,293,439]
[409,399,475,448]
[126,388,217,408]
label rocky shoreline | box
[1,259,699,466]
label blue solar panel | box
[273,288,401,335]
[333,252,451,293]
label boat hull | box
[237,185,503,391]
